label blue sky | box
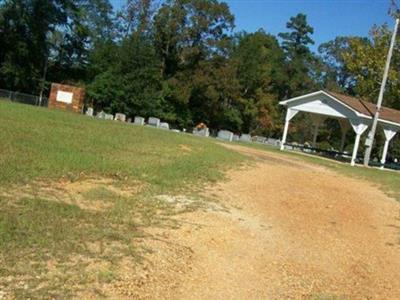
[111,0,395,51]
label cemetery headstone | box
[160,122,170,130]
[255,136,267,143]
[193,128,210,137]
[134,116,145,126]
[85,107,94,117]
[232,134,240,142]
[114,113,126,122]
[148,117,160,127]
[96,111,106,119]
[266,138,279,146]
[217,130,234,142]
[105,113,114,120]
[240,134,251,142]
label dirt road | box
[110,145,400,299]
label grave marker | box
[134,116,145,125]
[96,111,106,119]
[114,113,126,122]
[217,130,234,142]
[148,117,160,127]
[193,128,210,137]
[160,122,170,130]
[240,134,251,142]
[85,107,94,117]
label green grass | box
[235,141,400,201]
[0,100,246,298]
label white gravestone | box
[85,107,94,117]
[193,128,210,137]
[240,134,251,142]
[105,113,114,120]
[96,111,106,119]
[254,136,266,143]
[266,138,279,146]
[217,130,234,142]
[232,134,240,142]
[134,116,145,125]
[148,117,160,127]
[114,113,126,122]
[159,122,170,130]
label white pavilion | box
[279,90,400,168]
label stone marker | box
[148,117,160,127]
[266,138,279,146]
[134,116,145,126]
[240,134,251,142]
[171,129,180,133]
[105,113,114,120]
[127,118,132,123]
[217,130,234,142]
[114,113,126,122]
[85,107,94,117]
[193,128,210,137]
[232,134,240,142]
[96,110,106,119]
[159,122,170,130]
[254,136,266,143]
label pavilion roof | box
[324,90,400,125]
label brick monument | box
[48,83,85,113]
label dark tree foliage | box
[1,0,399,158]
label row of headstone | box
[89,110,179,133]
[95,110,114,120]
[89,109,280,146]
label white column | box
[280,108,298,151]
[350,120,369,166]
[351,133,362,166]
[380,127,397,169]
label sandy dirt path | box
[106,145,400,299]
[166,145,400,300]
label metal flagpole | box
[363,18,399,167]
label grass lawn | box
[0,100,245,298]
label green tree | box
[341,24,400,109]
[153,0,235,127]
[232,30,285,135]
[278,13,315,98]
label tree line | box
[1,0,399,158]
